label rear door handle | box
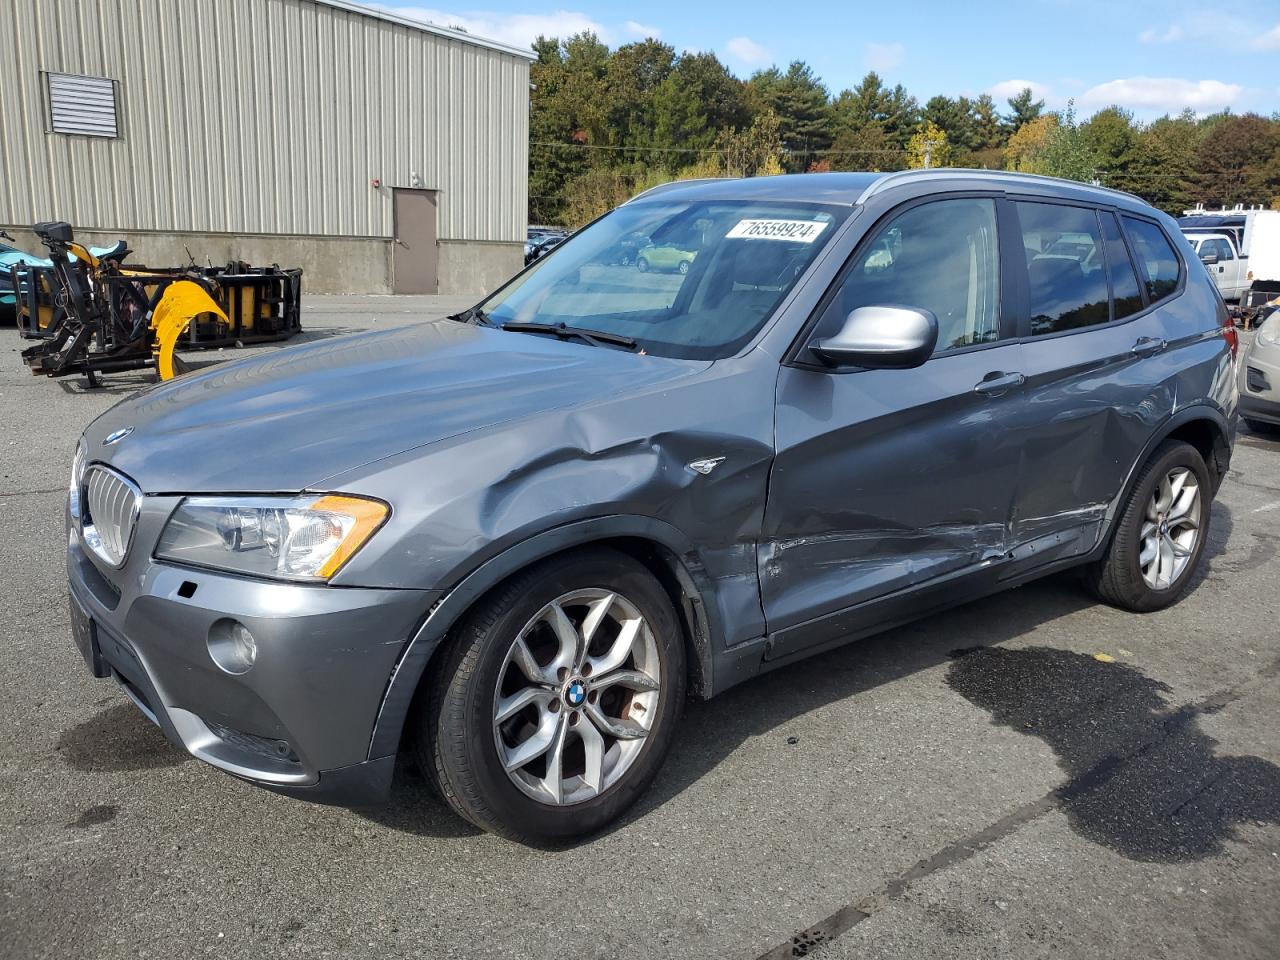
[1132,337,1166,357]
[973,371,1026,396]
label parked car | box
[636,239,697,274]
[524,232,565,266]
[0,232,17,320]
[66,171,1237,842]
[1240,310,1280,432]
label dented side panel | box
[324,355,777,650]
[1010,249,1235,559]
[763,343,1027,655]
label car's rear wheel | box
[636,257,649,273]
[1085,440,1211,612]
[418,548,685,841]
[677,260,690,275]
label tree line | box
[528,33,1280,227]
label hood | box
[84,320,703,493]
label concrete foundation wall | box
[437,240,524,296]
[1,227,523,296]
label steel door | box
[392,189,439,294]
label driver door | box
[762,195,1027,659]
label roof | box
[314,0,536,60]
[631,169,1152,212]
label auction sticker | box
[726,219,830,243]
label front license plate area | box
[69,594,111,678]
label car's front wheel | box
[636,256,649,272]
[419,548,685,841]
[1085,440,1211,611]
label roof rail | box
[856,168,1145,205]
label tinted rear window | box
[1100,212,1144,320]
[1122,216,1180,303]
[1016,202,1109,335]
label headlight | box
[1258,313,1280,345]
[155,495,388,582]
[69,442,86,521]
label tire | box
[418,548,686,842]
[1084,440,1211,612]
[677,260,690,275]
[636,257,649,273]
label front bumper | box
[67,491,436,804]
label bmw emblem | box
[102,426,134,446]
[565,679,586,707]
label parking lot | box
[2,298,1278,959]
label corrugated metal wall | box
[0,0,530,242]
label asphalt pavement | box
[1,299,1277,959]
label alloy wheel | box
[492,589,661,806]
[1139,466,1201,590]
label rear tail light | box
[1221,303,1238,358]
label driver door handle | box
[973,371,1025,396]
[1132,337,1166,358]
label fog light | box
[208,619,258,675]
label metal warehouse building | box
[0,0,532,294]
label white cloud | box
[863,42,904,73]
[623,20,661,39]
[724,36,772,68]
[375,6,610,49]
[987,79,1053,103]
[1079,77,1242,113]
[1251,23,1280,50]
[1138,25,1184,44]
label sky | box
[373,0,1279,120]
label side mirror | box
[810,305,939,370]
[1199,251,1219,265]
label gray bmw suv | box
[66,171,1237,841]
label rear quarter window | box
[1121,216,1181,303]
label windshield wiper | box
[447,306,494,326]
[501,321,638,351]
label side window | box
[1204,238,1233,261]
[818,197,1001,354]
[1121,216,1181,303]
[1015,201,1109,335]
[1100,211,1144,320]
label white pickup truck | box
[1181,209,1280,326]
[1187,232,1249,301]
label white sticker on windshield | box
[726,219,830,243]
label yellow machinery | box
[15,221,301,387]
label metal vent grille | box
[83,466,141,567]
[46,72,118,138]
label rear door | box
[1005,201,1179,571]
[763,194,1026,657]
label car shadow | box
[945,644,1280,862]
[57,702,188,772]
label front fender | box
[365,514,745,760]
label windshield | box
[479,199,850,360]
